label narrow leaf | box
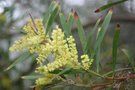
[112,24,121,74]
[74,11,87,53]
[22,74,42,80]
[95,28,102,72]
[46,4,60,34]
[122,49,135,71]
[59,13,68,36]
[57,68,72,76]
[67,12,74,36]
[43,0,57,24]
[85,17,102,54]
[95,0,128,13]
[94,9,113,72]
[5,52,31,71]
[59,11,74,37]
[94,10,113,57]
[50,68,80,75]
[103,68,131,76]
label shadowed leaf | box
[74,11,87,53]
[112,24,121,74]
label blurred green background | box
[0,0,135,90]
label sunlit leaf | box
[22,74,42,80]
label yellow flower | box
[36,27,80,74]
[9,18,46,53]
[23,18,45,36]
[81,55,93,70]
[36,72,58,86]
[10,18,93,86]
[36,77,52,86]
[67,36,80,68]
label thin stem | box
[28,13,39,35]
[87,70,105,78]
[103,68,132,76]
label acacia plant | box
[7,0,135,90]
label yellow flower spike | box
[36,26,81,76]
[34,19,45,35]
[66,36,80,68]
[36,44,52,65]
[81,55,93,70]
[36,77,52,86]
[10,18,46,53]
[10,18,93,86]
[24,18,45,35]
[36,73,56,86]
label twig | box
[28,13,39,35]
[105,74,135,80]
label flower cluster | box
[9,18,46,53]
[35,73,55,85]
[36,27,80,74]
[81,55,93,70]
[10,18,93,86]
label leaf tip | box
[74,11,79,20]
[53,0,57,3]
[116,24,121,30]
[5,67,9,71]
[71,9,75,15]
[117,24,120,28]
[57,2,60,8]
[99,15,103,20]
[21,76,24,79]
[95,8,100,13]
[33,87,39,90]
[71,9,74,12]
[59,13,62,16]
[108,8,113,14]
